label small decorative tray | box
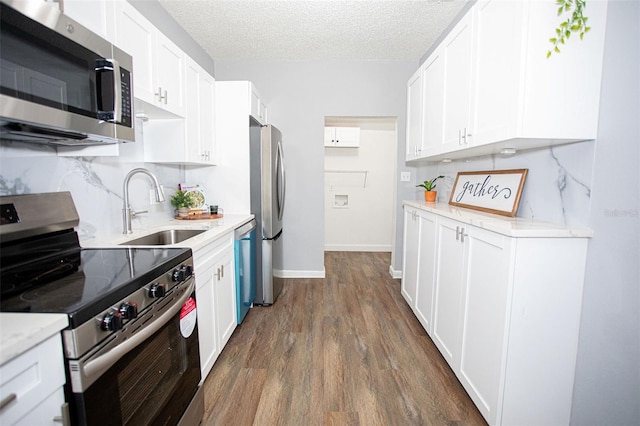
[174,213,223,220]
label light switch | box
[400,172,411,182]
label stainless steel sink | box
[120,229,206,246]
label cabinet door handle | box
[216,267,221,281]
[221,264,224,277]
[0,393,16,410]
[155,87,167,104]
[53,402,71,426]
[456,226,468,242]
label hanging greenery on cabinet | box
[547,0,591,58]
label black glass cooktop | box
[0,244,191,328]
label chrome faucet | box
[122,168,165,234]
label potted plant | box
[417,175,444,202]
[170,190,195,217]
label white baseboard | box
[279,269,326,279]
[389,265,402,279]
[324,244,392,252]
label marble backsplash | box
[415,140,596,228]
[1,137,596,242]
[0,142,185,241]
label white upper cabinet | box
[62,0,115,41]
[407,0,608,162]
[421,49,445,156]
[250,84,268,125]
[154,32,186,116]
[441,11,475,153]
[470,0,524,150]
[143,59,216,165]
[182,57,216,164]
[324,127,360,148]
[114,1,185,118]
[404,67,423,160]
[198,66,217,164]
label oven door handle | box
[83,279,195,383]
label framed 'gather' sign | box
[448,169,528,217]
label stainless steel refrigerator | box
[250,119,286,305]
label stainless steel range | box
[0,192,203,426]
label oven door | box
[68,278,201,426]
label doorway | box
[323,116,397,252]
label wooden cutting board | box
[174,213,223,220]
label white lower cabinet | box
[193,232,237,381]
[457,224,511,424]
[214,248,236,349]
[432,217,467,365]
[194,259,218,381]
[401,206,437,333]
[401,207,420,308]
[0,334,67,426]
[402,202,589,425]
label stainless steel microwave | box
[0,0,134,146]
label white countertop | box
[81,214,254,250]
[404,200,593,238]
[0,313,68,365]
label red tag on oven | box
[180,297,197,338]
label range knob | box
[119,301,138,319]
[172,268,185,282]
[181,264,193,278]
[149,283,166,298]
[101,311,123,331]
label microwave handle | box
[95,59,121,123]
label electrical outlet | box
[400,172,411,182]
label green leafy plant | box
[170,189,195,208]
[416,176,444,192]
[547,0,591,58]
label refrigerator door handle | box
[276,140,286,221]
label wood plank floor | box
[201,251,486,426]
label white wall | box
[570,1,639,423]
[324,118,396,252]
[214,60,416,277]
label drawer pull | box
[0,393,17,410]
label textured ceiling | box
[158,0,470,61]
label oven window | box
[73,304,200,426]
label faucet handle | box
[132,210,148,217]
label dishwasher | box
[235,219,257,324]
